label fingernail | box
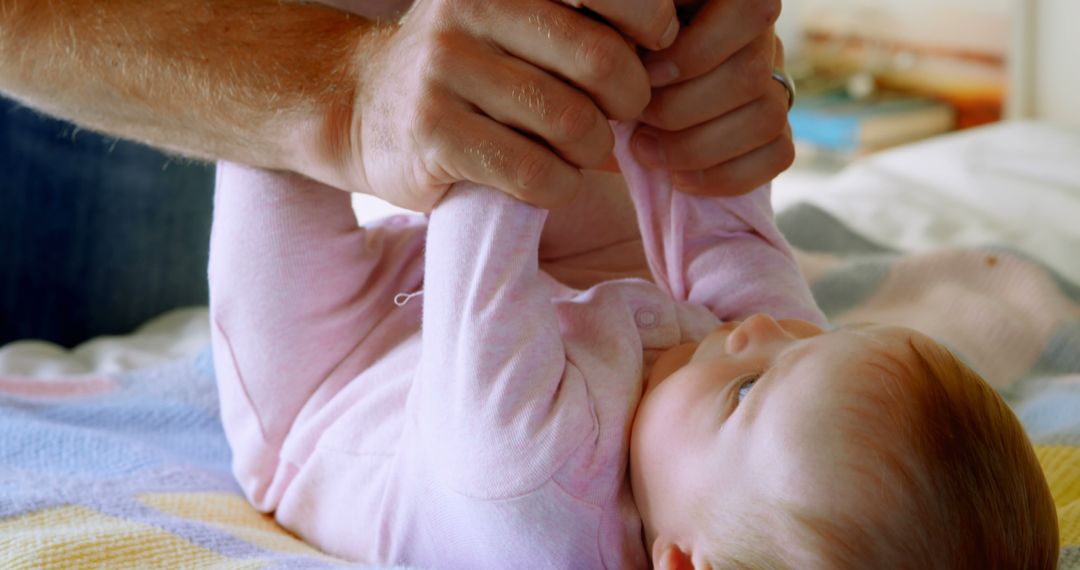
[634,133,665,167]
[672,170,704,187]
[646,60,679,87]
[660,18,679,50]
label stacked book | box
[789,89,956,161]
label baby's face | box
[629,314,929,549]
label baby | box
[209,123,1058,568]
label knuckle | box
[515,149,552,192]
[419,140,452,189]
[764,0,783,25]
[577,33,620,83]
[412,96,451,143]
[449,0,481,21]
[435,0,483,25]
[528,10,575,42]
[747,51,774,84]
[760,98,789,134]
[512,79,550,120]
[412,105,440,141]
[751,51,774,80]
[775,137,796,171]
[555,99,595,144]
[421,31,461,79]
[735,54,772,98]
[749,0,782,26]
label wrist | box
[284,19,396,195]
[283,94,361,193]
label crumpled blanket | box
[0,202,1077,568]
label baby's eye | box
[736,374,760,403]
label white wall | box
[779,0,1009,56]
[1031,0,1080,127]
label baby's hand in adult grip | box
[631,0,795,197]
[336,0,651,211]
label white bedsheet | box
[774,120,1080,283]
[0,307,210,376]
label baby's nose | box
[725,314,788,352]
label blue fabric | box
[0,348,382,568]
[0,96,214,347]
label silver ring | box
[771,68,796,110]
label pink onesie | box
[209,119,825,568]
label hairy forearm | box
[0,0,376,174]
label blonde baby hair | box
[705,335,1058,569]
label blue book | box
[789,90,955,155]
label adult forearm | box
[0,0,374,176]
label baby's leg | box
[209,163,423,507]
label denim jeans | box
[0,96,214,347]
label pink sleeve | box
[412,183,593,499]
[209,164,425,506]
[612,122,826,326]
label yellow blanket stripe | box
[0,505,262,570]
[138,492,340,561]
[1035,445,1080,546]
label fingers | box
[641,32,776,131]
[665,126,794,197]
[430,110,585,209]
[451,41,614,169]
[358,0,663,210]
[482,0,650,120]
[562,0,680,51]
[643,0,780,86]
[633,93,789,171]
[774,34,785,67]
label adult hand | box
[556,0,681,51]
[629,0,795,196]
[325,0,667,212]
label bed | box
[2,118,1078,568]
[4,0,1080,564]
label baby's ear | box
[653,543,696,570]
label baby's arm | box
[612,122,825,326]
[412,183,593,498]
[209,164,424,506]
